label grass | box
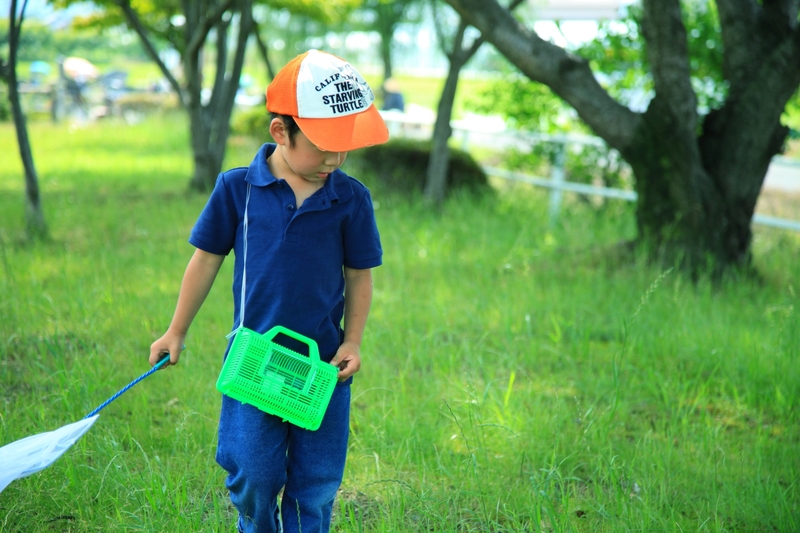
[0,115,799,532]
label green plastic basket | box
[216,326,338,431]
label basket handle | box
[266,326,321,361]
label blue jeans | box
[216,383,351,533]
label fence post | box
[460,128,471,152]
[548,142,567,226]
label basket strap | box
[227,182,252,340]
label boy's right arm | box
[149,248,225,367]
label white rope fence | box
[380,111,800,232]
[484,166,800,232]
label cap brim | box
[294,104,389,152]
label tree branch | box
[116,0,186,107]
[17,0,29,32]
[716,0,759,88]
[719,0,799,97]
[641,0,697,129]
[443,0,640,151]
[252,20,275,81]
[211,0,253,164]
[10,0,27,49]
[461,0,524,58]
[207,14,230,114]
[430,0,451,56]
[723,21,800,154]
[185,0,236,59]
[449,19,469,62]
[762,0,800,27]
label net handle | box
[84,354,171,419]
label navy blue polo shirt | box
[189,143,382,363]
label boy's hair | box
[271,113,300,146]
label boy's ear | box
[269,117,287,145]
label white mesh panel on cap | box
[295,50,376,119]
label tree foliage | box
[444,0,800,275]
[346,0,422,79]
[576,2,726,112]
[49,0,357,191]
[473,2,730,131]
[468,2,733,200]
[0,18,147,62]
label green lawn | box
[0,115,798,532]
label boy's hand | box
[331,341,361,381]
[149,332,186,368]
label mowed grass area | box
[0,115,798,532]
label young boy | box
[148,49,389,533]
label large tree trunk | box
[6,0,47,240]
[443,0,800,274]
[628,0,799,272]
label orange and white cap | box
[266,49,389,152]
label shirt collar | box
[245,143,354,203]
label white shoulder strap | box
[226,182,251,339]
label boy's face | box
[270,118,347,184]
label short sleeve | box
[343,188,382,269]
[189,173,239,255]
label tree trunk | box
[209,3,253,186]
[423,20,475,205]
[9,73,47,239]
[423,92,453,205]
[187,0,254,192]
[442,0,800,275]
[6,0,47,240]
[121,0,249,193]
[374,2,404,79]
[185,32,212,191]
[379,37,393,80]
[424,0,522,205]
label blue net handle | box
[84,354,172,419]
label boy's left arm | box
[331,267,374,381]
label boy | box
[148,50,389,533]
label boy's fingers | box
[166,344,186,365]
[153,350,170,367]
[336,358,361,381]
[149,343,186,368]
